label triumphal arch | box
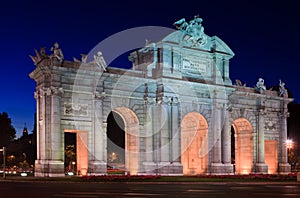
[30,16,292,177]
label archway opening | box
[265,140,278,174]
[64,132,77,174]
[232,118,254,174]
[181,112,208,175]
[107,107,140,174]
[107,111,125,170]
[64,130,88,176]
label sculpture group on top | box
[30,42,107,71]
[174,16,207,47]
[252,77,288,97]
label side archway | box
[181,112,208,175]
[232,118,254,174]
[107,107,140,174]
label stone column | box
[49,87,64,177]
[34,87,65,177]
[213,106,222,163]
[222,108,234,174]
[170,97,183,174]
[255,109,268,173]
[279,112,291,174]
[160,99,170,163]
[34,88,47,177]
[171,98,180,163]
[211,101,223,174]
[153,104,161,174]
[34,91,40,161]
[143,98,156,173]
[89,95,107,175]
[102,122,108,166]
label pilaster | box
[279,111,291,174]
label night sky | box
[0,0,299,137]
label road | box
[0,180,300,198]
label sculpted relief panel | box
[64,103,88,116]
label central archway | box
[107,112,125,170]
[232,118,254,174]
[106,107,139,174]
[181,112,208,175]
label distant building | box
[30,17,292,177]
[22,125,28,137]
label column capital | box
[51,86,64,96]
[102,122,107,128]
[213,103,223,110]
[40,86,64,97]
[95,91,106,100]
[34,91,41,99]
[257,108,267,116]
[144,96,156,105]
[279,112,290,119]
[161,96,179,105]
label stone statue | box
[145,39,151,46]
[50,42,64,62]
[73,54,87,63]
[94,51,107,71]
[235,79,246,87]
[73,57,81,63]
[29,47,49,65]
[81,54,87,63]
[173,18,188,31]
[174,16,207,46]
[279,80,287,97]
[255,78,266,94]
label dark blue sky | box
[0,0,299,137]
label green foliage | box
[0,112,16,147]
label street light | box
[286,139,294,169]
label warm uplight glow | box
[265,140,278,174]
[286,139,293,149]
[232,118,254,174]
[181,112,208,175]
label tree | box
[0,112,16,147]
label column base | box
[210,163,234,175]
[211,163,225,175]
[279,163,291,174]
[34,160,64,177]
[255,163,268,174]
[142,162,183,175]
[88,161,107,175]
[222,163,234,174]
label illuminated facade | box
[30,17,292,176]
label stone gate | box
[29,16,292,177]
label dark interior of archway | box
[107,111,125,166]
[64,132,77,172]
[231,126,235,165]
